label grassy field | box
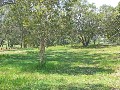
[0,45,120,90]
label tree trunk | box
[39,37,46,67]
[24,43,27,48]
[20,35,24,48]
[20,27,24,48]
[93,40,96,45]
[82,42,89,47]
[82,38,90,47]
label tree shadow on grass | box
[39,50,115,75]
[0,49,116,75]
[0,52,39,72]
[58,84,118,90]
[71,44,115,49]
[45,49,114,65]
[20,83,119,90]
[39,62,113,75]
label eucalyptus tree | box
[73,0,99,46]
[0,3,15,48]
[99,5,118,44]
[29,0,77,65]
[113,2,120,44]
[19,0,68,66]
[7,0,31,48]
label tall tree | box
[29,0,61,66]
[99,5,119,44]
[73,0,99,46]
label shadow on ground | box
[71,44,117,49]
[20,83,118,90]
[0,48,116,75]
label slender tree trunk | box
[23,43,27,48]
[20,33,24,48]
[39,37,46,67]
[20,26,24,48]
[93,40,96,45]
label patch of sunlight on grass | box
[0,50,28,55]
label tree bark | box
[39,37,46,67]
[20,32,24,48]
[93,40,96,45]
[81,37,90,47]
[20,26,25,48]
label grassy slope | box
[0,46,120,90]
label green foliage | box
[1,0,120,47]
[99,4,120,44]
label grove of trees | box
[0,0,120,66]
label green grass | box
[0,45,120,90]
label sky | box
[87,0,120,7]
